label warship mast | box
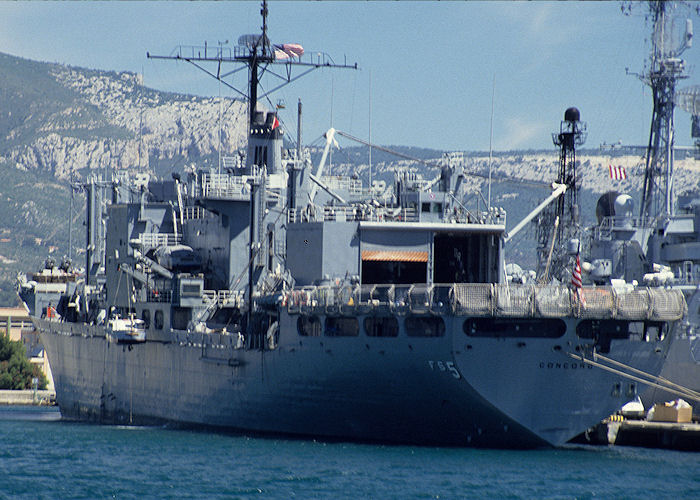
[637,0,693,220]
[147,0,357,323]
[147,0,356,141]
[536,108,587,282]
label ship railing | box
[183,206,212,220]
[221,155,243,170]
[147,289,173,303]
[0,318,34,332]
[202,289,245,308]
[321,176,365,195]
[367,207,420,222]
[287,205,420,224]
[452,284,687,320]
[284,283,687,320]
[172,44,233,60]
[137,233,182,249]
[197,173,253,200]
[670,261,699,286]
[592,216,654,240]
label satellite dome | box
[596,191,619,224]
[564,107,580,123]
[614,194,634,218]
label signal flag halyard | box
[609,164,627,180]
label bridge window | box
[405,316,445,337]
[181,284,201,296]
[364,316,399,337]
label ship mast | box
[147,0,356,135]
[536,108,587,282]
[637,1,693,219]
[147,0,357,318]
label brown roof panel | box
[361,250,428,262]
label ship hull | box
[36,313,668,448]
[641,335,700,412]
[641,288,700,413]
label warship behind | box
[17,2,687,448]
[584,1,700,414]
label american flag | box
[571,251,586,306]
[273,43,304,60]
[609,164,627,180]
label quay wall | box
[0,390,56,405]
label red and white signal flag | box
[609,164,627,180]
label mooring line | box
[593,351,700,400]
[566,352,700,403]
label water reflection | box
[0,405,61,421]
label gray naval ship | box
[584,1,700,413]
[17,2,687,448]
[589,190,700,412]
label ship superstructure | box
[585,1,700,411]
[17,2,687,448]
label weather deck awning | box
[361,250,429,262]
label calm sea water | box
[0,406,698,499]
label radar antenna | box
[146,0,358,129]
[536,108,587,282]
[633,1,694,219]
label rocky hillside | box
[0,52,248,178]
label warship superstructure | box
[18,3,687,448]
[584,1,700,412]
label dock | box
[582,419,700,451]
[0,389,56,406]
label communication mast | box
[147,0,357,146]
[146,0,357,320]
[636,1,694,219]
[536,108,587,282]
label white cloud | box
[496,117,549,150]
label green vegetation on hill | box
[0,160,77,305]
[0,331,47,390]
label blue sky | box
[0,1,698,152]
